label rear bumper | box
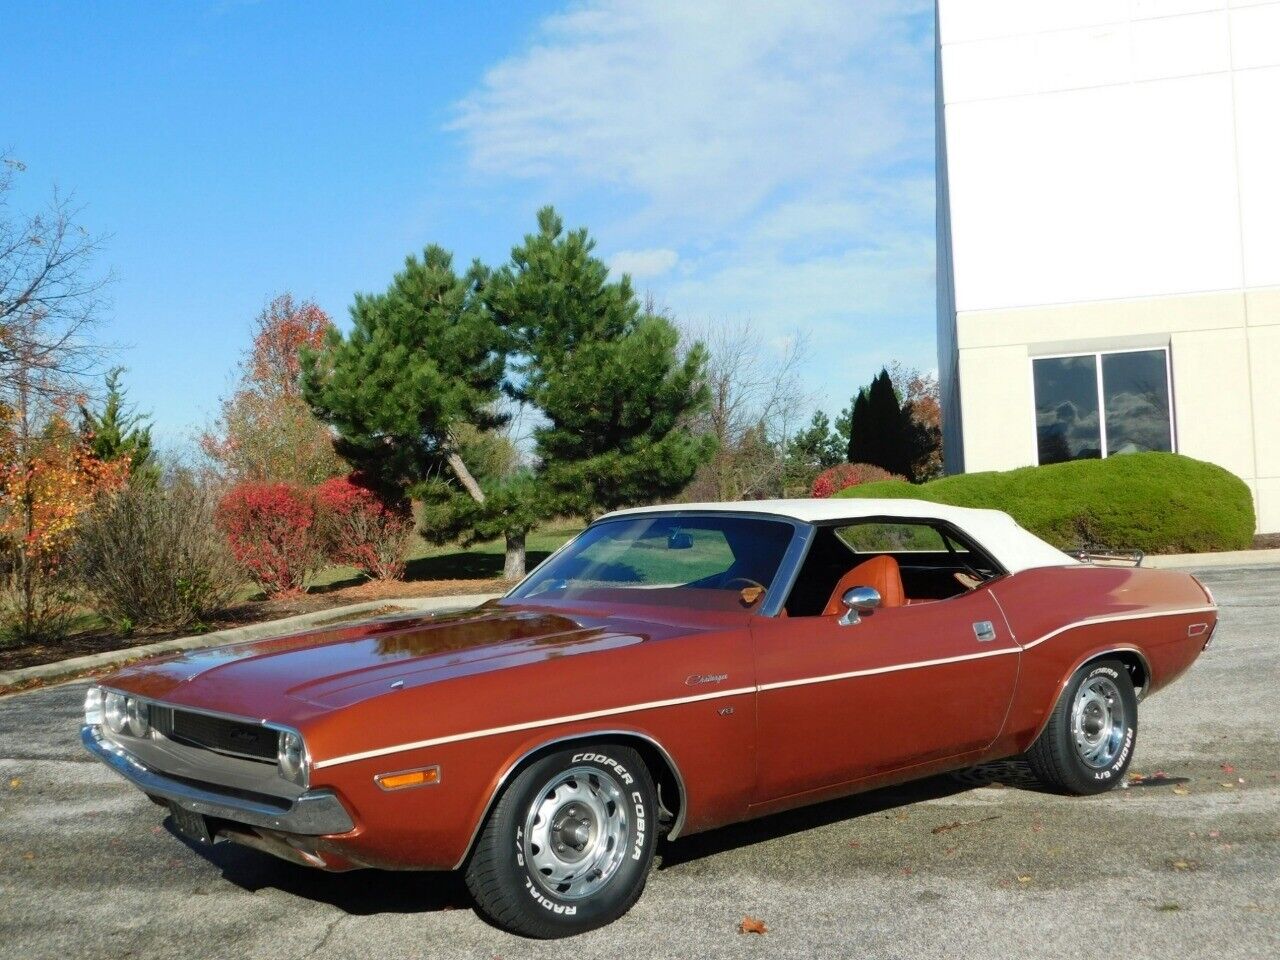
[81,724,355,836]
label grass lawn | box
[310,522,583,590]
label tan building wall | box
[955,287,1280,531]
[937,0,1280,533]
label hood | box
[101,604,678,721]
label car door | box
[750,584,1019,804]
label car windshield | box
[508,514,796,611]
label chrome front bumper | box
[81,725,354,836]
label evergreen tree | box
[845,386,872,463]
[489,207,713,522]
[846,368,919,477]
[783,410,844,490]
[79,368,157,484]
[301,246,509,535]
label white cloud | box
[609,247,679,279]
[451,0,937,410]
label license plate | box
[168,803,212,844]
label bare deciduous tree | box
[0,154,111,405]
[680,318,812,501]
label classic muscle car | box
[82,499,1217,937]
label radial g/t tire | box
[464,744,658,938]
[1023,658,1138,795]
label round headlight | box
[277,730,307,785]
[104,691,128,735]
[126,697,150,737]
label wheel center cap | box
[552,804,594,857]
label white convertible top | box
[602,498,1078,575]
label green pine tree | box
[79,367,157,484]
[783,410,844,490]
[490,207,714,521]
[301,245,514,552]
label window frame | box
[1029,346,1176,465]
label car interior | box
[782,518,1005,618]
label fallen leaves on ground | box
[930,815,1001,835]
[739,916,768,935]
[1173,785,1190,796]
[7,778,20,789]
[1221,762,1236,774]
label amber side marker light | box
[375,766,441,791]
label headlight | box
[103,692,149,737]
[277,730,307,786]
[126,697,150,737]
[104,691,128,734]
[84,686,105,726]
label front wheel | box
[464,744,657,938]
[1023,658,1138,794]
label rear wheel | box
[464,744,657,938]
[1023,658,1137,794]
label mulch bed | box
[1254,533,1280,550]
[0,576,508,674]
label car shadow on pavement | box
[657,768,1037,870]
[165,764,1044,914]
[166,822,473,916]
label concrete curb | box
[0,593,500,694]
[1144,548,1280,569]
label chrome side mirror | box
[839,586,881,626]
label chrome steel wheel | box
[523,765,630,901]
[1070,674,1126,768]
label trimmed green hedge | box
[835,452,1255,554]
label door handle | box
[973,620,997,642]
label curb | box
[0,593,501,694]
[1144,548,1280,569]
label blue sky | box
[3,0,936,446]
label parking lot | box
[1,564,1276,960]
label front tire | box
[1024,658,1138,794]
[464,744,657,938]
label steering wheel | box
[722,576,766,594]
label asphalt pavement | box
[1,565,1277,960]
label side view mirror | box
[839,585,881,626]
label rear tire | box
[1023,658,1138,795]
[464,744,657,938]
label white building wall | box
[936,0,1280,532]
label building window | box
[1032,349,1173,465]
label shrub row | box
[835,452,1255,554]
[217,476,413,597]
[811,462,905,498]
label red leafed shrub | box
[314,476,413,582]
[811,462,906,498]
[216,482,323,597]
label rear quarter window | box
[836,522,947,553]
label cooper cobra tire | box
[1023,658,1138,795]
[464,744,658,939]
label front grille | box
[150,705,277,762]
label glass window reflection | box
[1033,356,1101,464]
[1102,350,1172,455]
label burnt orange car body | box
[95,508,1216,873]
